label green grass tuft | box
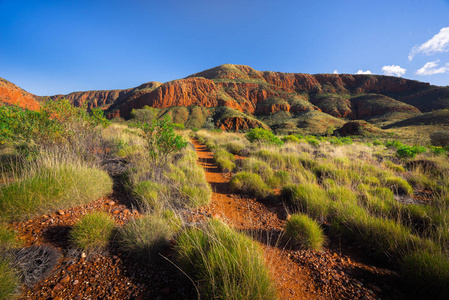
[285,214,325,251]
[176,219,277,300]
[0,257,20,300]
[281,183,330,221]
[117,213,175,262]
[230,172,270,198]
[70,212,115,252]
[0,162,112,222]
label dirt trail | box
[191,139,320,300]
[191,139,405,300]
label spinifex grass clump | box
[176,219,277,300]
[213,148,236,172]
[285,214,325,251]
[230,172,270,199]
[70,212,115,252]
[281,183,330,221]
[117,213,176,262]
[0,224,20,251]
[0,257,20,300]
[0,159,113,222]
[402,250,449,298]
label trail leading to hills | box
[191,138,402,300]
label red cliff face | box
[0,78,40,110]
[218,116,269,132]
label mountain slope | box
[0,78,40,110]
[1,64,448,133]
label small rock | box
[81,252,87,258]
[73,279,79,285]
[53,283,64,291]
[122,209,130,214]
[58,210,65,216]
[60,275,71,284]
[108,201,115,206]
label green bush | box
[70,212,115,252]
[117,213,175,262]
[281,183,330,221]
[266,170,291,188]
[396,145,426,159]
[285,214,325,251]
[0,162,113,221]
[230,172,270,198]
[176,219,277,300]
[0,257,20,300]
[245,128,283,146]
[430,130,449,147]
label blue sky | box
[1,0,448,95]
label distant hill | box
[0,78,40,110]
[1,64,448,133]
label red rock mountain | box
[2,64,448,132]
[0,78,40,110]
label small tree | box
[137,116,188,174]
[430,130,449,147]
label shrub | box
[396,145,426,159]
[402,250,449,298]
[285,214,325,251]
[372,140,383,146]
[428,146,447,156]
[136,116,188,174]
[70,212,115,252]
[213,149,236,172]
[430,130,449,147]
[384,176,414,195]
[0,162,113,221]
[117,214,175,262]
[176,219,277,300]
[0,257,20,300]
[281,183,330,221]
[245,128,283,146]
[230,172,270,199]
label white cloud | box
[356,70,371,74]
[333,70,339,74]
[382,65,407,77]
[409,27,449,61]
[416,60,449,75]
